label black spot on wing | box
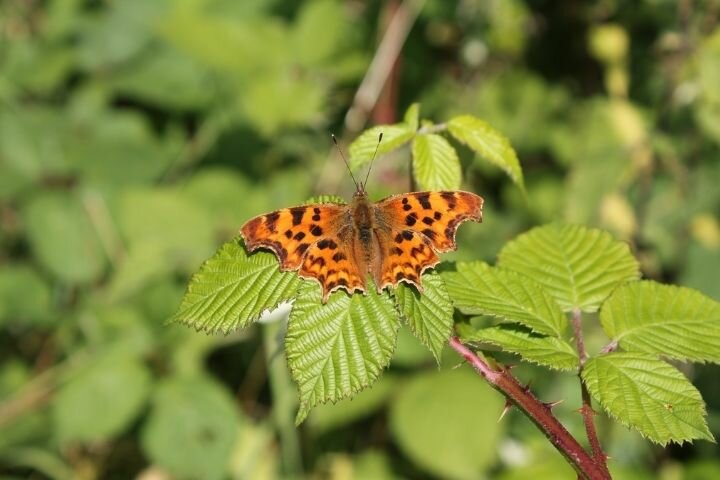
[317,239,338,250]
[310,225,323,236]
[294,231,306,241]
[290,207,305,226]
[265,212,280,233]
[284,229,293,239]
[402,230,413,241]
[405,213,417,226]
[422,228,437,241]
[441,192,457,209]
[416,193,431,209]
[422,216,434,226]
[332,252,346,262]
[296,243,310,256]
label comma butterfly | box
[240,135,483,303]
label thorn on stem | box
[543,399,565,410]
[498,400,513,422]
[577,404,597,416]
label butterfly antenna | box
[332,134,361,191]
[362,132,383,189]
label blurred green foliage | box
[1,0,719,479]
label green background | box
[1,0,719,478]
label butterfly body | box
[241,190,483,302]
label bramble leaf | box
[601,281,720,363]
[404,103,420,132]
[442,261,567,336]
[349,125,415,170]
[412,133,462,190]
[582,352,714,445]
[286,279,399,424]
[462,325,579,371]
[394,272,454,363]
[170,238,301,333]
[498,223,640,312]
[447,114,524,191]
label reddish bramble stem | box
[571,309,611,477]
[448,336,611,480]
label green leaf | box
[601,281,720,363]
[110,46,214,110]
[111,188,216,299]
[412,133,462,190]
[447,114,524,191]
[0,265,51,327]
[394,272,454,363]
[498,223,640,312]
[119,188,216,270]
[241,73,326,136]
[286,279,400,424]
[292,0,347,66]
[462,325,579,371]
[349,125,415,170]
[390,369,504,479]
[23,191,106,284]
[142,375,241,480]
[582,352,714,445]
[171,238,301,333]
[404,103,420,132]
[442,261,567,336]
[53,354,151,444]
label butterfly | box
[240,136,483,303]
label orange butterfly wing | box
[373,191,483,290]
[240,203,366,302]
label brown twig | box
[571,309,611,478]
[344,0,425,133]
[449,336,611,480]
[316,0,425,193]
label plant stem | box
[449,336,611,480]
[571,309,610,477]
[262,321,303,476]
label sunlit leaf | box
[412,133,462,190]
[394,272,454,363]
[461,325,578,371]
[171,238,301,333]
[286,280,399,424]
[498,223,640,312]
[442,261,567,336]
[447,114,524,191]
[582,352,713,445]
[349,125,415,170]
[601,281,720,363]
[404,103,420,132]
